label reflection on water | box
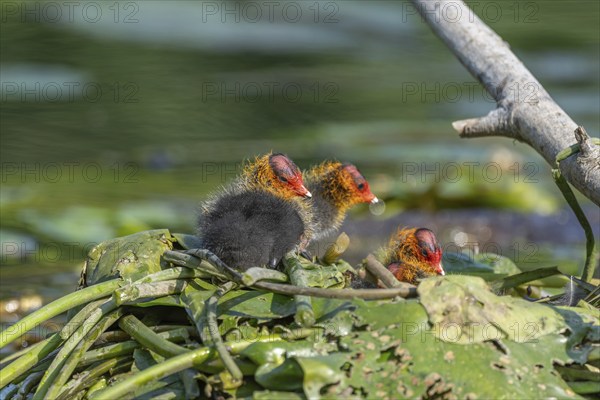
[1,1,598,304]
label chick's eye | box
[357,183,365,190]
[279,176,288,183]
[421,249,428,257]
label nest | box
[1,229,598,399]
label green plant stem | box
[88,346,215,400]
[566,381,600,394]
[491,266,561,291]
[0,333,63,389]
[88,329,317,400]
[0,383,18,399]
[284,254,315,328]
[0,279,121,349]
[555,365,600,382]
[181,249,244,281]
[206,282,243,383]
[79,328,189,367]
[85,378,107,398]
[15,370,44,399]
[59,299,107,340]
[163,250,228,279]
[179,368,200,399]
[56,357,131,400]
[114,279,188,305]
[32,298,117,399]
[241,268,289,285]
[0,339,47,368]
[138,266,208,283]
[553,138,599,282]
[35,308,124,400]
[118,315,189,358]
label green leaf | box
[254,359,305,391]
[242,341,320,367]
[322,308,579,399]
[83,229,174,286]
[219,290,296,320]
[474,252,521,275]
[443,252,523,283]
[418,276,566,343]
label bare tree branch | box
[410,0,600,205]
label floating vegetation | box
[0,229,598,399]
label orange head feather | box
[385,227,444,284]
[307,161,378,213]
[243,153,311,200]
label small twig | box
[574,126,600,166]
[177,249,418,299]
[452,108,517,140]
[253,281,416,299]
[364,254,407,289]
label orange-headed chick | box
[198,153,313,270]
[304,161,379,242]
[381,227,445,284]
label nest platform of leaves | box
[1,229,599,399]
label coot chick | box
[198,153,312,271]
[304,161,379,242]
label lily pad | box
[418,276,566,343]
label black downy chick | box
[198,153,313,271]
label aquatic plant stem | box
[0,279,121,349]
[118,315,188,358]
[552,135,599,282]
[88,329,318,400]
[41,308,125,400]
[78,328,189,367]
[206,282,243,383]
[0,334,63,389]
[284,253,316,327]
[56,356,131,400]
